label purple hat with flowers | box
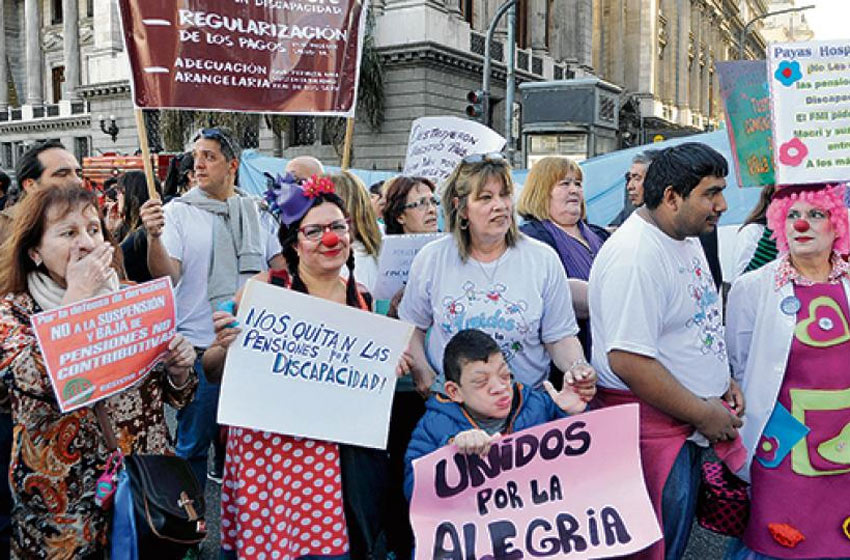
[265,173,336,226]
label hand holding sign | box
[162,333,195,385]
[454,429,501,457]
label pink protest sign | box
[409,404,660,559]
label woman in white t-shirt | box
[398,153,597,397]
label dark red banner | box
[118,0,365,115]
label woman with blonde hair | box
[517,156,609,360]
[327,171,383,293]
[398,153,597,399]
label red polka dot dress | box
[220,427,349,559]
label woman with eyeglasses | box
[327,171,383,294]
[382,176,440,235]
[398,153,597,400]
[725,184,850,559]
[517,156,609,363]
[372,174,440,559]
[204,175,398,560]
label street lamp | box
[99,114,119,143]
[739,4,815,60]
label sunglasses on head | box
[193,128,238,159]
[461,152,507,165]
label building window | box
[1,143,12,169]
[291,117,316,147]
[516,0,528,49]
[87,0,94,17]
[74,137,91,163]
[460,0,473,25]
[51,66,65,103]
[51,0,63,24]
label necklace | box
[475,252,505,285]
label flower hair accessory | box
[264,173,336,226]
[302,174,335,198]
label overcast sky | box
[805,0,850,40]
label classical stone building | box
[0,0,771,176]
[592,0,770,143]
[760,0,814,44]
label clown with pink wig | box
[725,184,850,559]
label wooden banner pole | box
[134,108,159,200]
[341,117,355,170]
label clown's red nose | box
[321,231,340,247]
[793,219,809,233]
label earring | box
[460,217,469,230]
[32,256,42,267]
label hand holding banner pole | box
[134,108,159,201]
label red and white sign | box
[31,278,176,412]
[118,0,367,116]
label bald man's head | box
[285,156,325,182]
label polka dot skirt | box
[220,426,349,560]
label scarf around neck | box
[27,269,121,311]
[175,187,264,308]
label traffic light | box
[465,90,487,123]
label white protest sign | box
[403,116,506,185]
[373,233,446,301]
[769,39,850,185]
[218,280,415,449]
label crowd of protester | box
[0,129,846,560]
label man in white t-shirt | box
[588,142,744,559]
[140,128,285,488]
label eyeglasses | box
[193,128,238,160]
[461,152,507,165]
[403,196,439,211]
[298,219,350,241]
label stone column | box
[63,0,80,100]
[530,0,547,53]
[675,0,689,114]
[689,1,701,119]
[0,0,7,110]
[24,0,42,105]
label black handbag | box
[94,402,207,558]
[124,453,207,557]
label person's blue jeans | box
[660,441,703,560]
[175,355,220,490]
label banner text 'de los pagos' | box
[118,0,367,115]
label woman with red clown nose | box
[726,183,850,559]
[204,174,402,560]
